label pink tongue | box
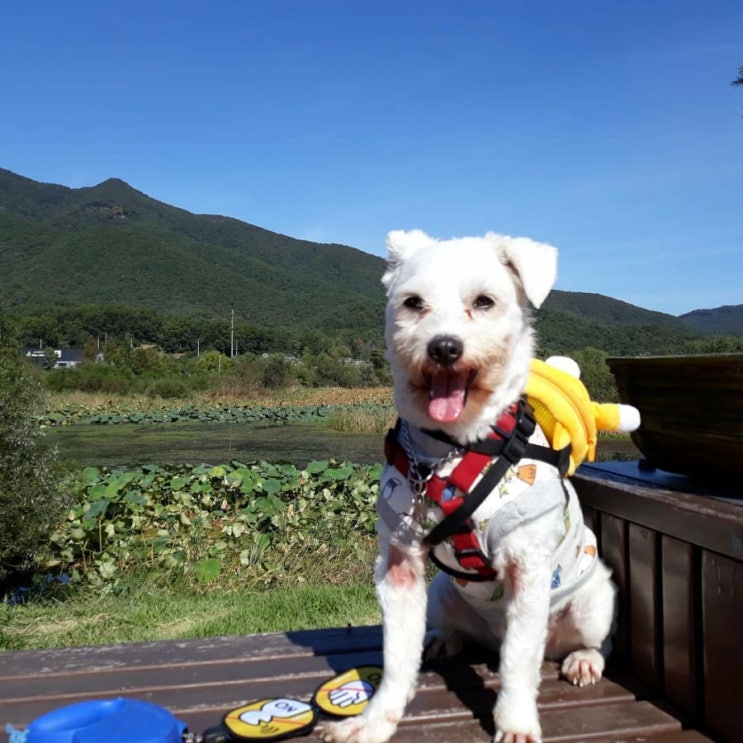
[428,370,467,422]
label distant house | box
[24,347,85,369]
[54,348,85,368]
[24,349,49,367]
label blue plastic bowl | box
[23,698,186,743]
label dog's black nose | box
[427,335,464,366]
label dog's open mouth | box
[427,368,474,423]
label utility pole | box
[230,309,235,358]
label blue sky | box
[2,1,741,316]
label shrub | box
[145,376,191,399]
[45,362,135,395]
[46,460,381,591]
[568,347,618,402]
[261,355,296,389]
[0,334,68,589]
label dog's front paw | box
[320,714,398,743]
[561,647,604,686]
[494,692,542,743]
[494,731,542,743]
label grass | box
[0,582,380,650]
[326,406,396,434]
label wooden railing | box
[575,463,743,743]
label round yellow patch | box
[222,698,317,740]
[313,665,383,717]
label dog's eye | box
[403,295,425,311]
[473,295,495,310]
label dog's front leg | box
[492,526,554,743]
[321,540,428,743]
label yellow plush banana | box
[525,356,640,476]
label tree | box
[732,65,743,86]
[43,347,59,370]
[0,317,68,588]
[569,348,619,403]
[261,355,296,389]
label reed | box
[326,406,396,434]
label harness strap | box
[422,399,535,578]
[422,424,570,471]
[385,398,570,582]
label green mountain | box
[0,167,729,356]
[0,168,385,332]
[679,305,743,335]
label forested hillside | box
[0,168,385,334]
[679,305,743,335]
[1,167,740,359]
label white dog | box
[322,230,615,743]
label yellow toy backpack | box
[525,356,641,476]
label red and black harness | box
[384,397,570,582]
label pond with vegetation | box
[47,421,385,468]
[2,385,638,651]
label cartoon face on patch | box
[223,698,317,740]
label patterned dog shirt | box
[377,422,599,615]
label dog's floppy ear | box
[488,233,558,309]
[382,230,436,287]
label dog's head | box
[383,229,558,443]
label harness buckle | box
[500,430,529,464]
[408,460,433,496]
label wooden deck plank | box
[2,648,621,731]
[628,522,661,693]
[0,625,704,743]
[0,626,386,677]
[702,549,743,743]
[661,535,699,718]
[600,513,631,671]
[315,701,683,742]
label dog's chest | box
[378,425,558,550]
[377,424,598,608]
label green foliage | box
[534,307,701,358]
[42,460,381,592]
[0,321,68,587]
[0,169,385,336]
[44,363,135,394]
[679,305,743,335]
[41,400,335,427]
[545,290,687,330]
[682,335,743,354]
[195,350,232,373]
[144,377,191,399]
[262,355,296,389]
[567,348,618,402]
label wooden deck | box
[0,625,712,742]
[3,463,739,742]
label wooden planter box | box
[607,354,743,480]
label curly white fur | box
[322,231,615,743]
